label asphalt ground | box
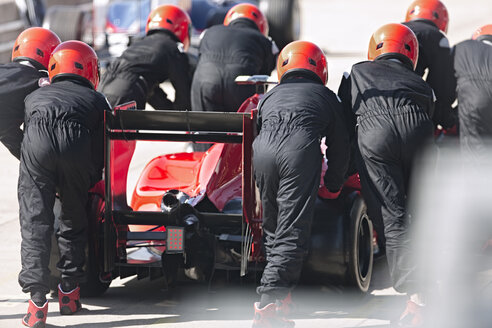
[1,0,492,327]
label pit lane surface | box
[1,0,491,326]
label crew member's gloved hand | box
[443,124,458,136]
[38,77,50,87]
[482,239,492,252]
[318,185,341,199]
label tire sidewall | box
[80,193,110,297]
[348,195,373,292]
[261,0,300,49]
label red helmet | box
[145,4,192,51]
[405,0,449,33]
[368,23,419,70]
[277,40,328,85]
[224,3,269,37]
[472,24,492,41]
[48,41,99,89]
[12,27,61,70]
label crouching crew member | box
[191,3,277,113]
[338,24,435,327]
[19,41,110,328]
[253,41,350,328]
[453,25,492,162]
[403,0,457,129]
[98,4,192,110]
[0,27,60,159]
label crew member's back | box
[191,3,276,113]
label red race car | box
[49,76,374,296]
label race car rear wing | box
[103,106,259,271]
[106,110,246,143]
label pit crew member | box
[98,4,192,110]
[19,41,110,327]
[0,27,60,159]
[453,25,492,162]
[338,24,435,327]
[252,41,350,328]
[403,0,456,129]
[191,3,277,113]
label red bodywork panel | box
[110,138,136,208]
[130,95,260,213]
[131,152,205,212]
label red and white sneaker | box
[252,302,295,328]
[395,300,424,327]
[276,293,294,316]
[22,299,48,328]
[58,284,82,315]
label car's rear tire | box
[49,193,111,297]
[346,196,373,292]
[81,193,111,296]
[43,5,84,41]
[261,0,301,50]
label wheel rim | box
[291,0,301,40]
[357,214,372,281]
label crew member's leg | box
[18,122,57,326]
[55,123,92,314]
[257,142,321,301]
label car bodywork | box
[99,76,374,292]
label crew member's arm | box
[336,72,358,178]
[426,34,457,129]
[337,72,357,141]
[259,37,279,75]
[1,72,48,160]
[323,100,351,194]
[147,84,173,110]
[168,51,192,110]
[0,120,24,160]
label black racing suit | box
[338,59,435,293]
[191,18,276,113]
[453,39,492,162]
[403,20,456,129]
[18,79,109,295]
[98,31,191,110]
[0,62,46,159]
[254,75,350,300]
